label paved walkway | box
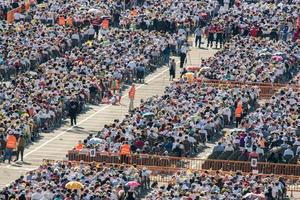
[0,43,217,188]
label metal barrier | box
[45,159,300,195]
[67,151,300,176]
[198,79,299,99]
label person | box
[213,142,225,153]
[180,67,188,78]
[283,146,294,161]
[69,97,79,126]
[194,26,202,48]
[128,84,136,112]
[120,141,131,163]
[75,140,83,151]
[15,135,25,162]
[207,25,215,48]
[4,132,16,164]
[179,44,188,68]
[215,25,224,48]
[235,104,243,128]
[169,59,176,81]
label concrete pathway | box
[0,43,217,188]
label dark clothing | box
[207,32,214,47]
[169,62,176,80]
[195,35,202,48]
[216,33,223,48]
[16,148,24,162]
[69,100,79,126]
[180,53,186,68]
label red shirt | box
[250,27,257,37]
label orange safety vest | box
[102,19,109,29]
[76,143,83,151]
[131,9,137,17]
[235,106,242,118]
[120,144,131,155]
[6,135,17,149]
[128,86,135,99]
[58,16,65,26]
[66,16,73,26]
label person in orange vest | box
[128,84,136,112]
[119,141,131,163]
[66,16,73,27]
[235,104,243,128]
[58,15,66,26]
[5,132,17,164]
[75,140,83,151]
[101,19,109,29]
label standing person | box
[207,25,215,48]
[14,135,25,162]
[120,141,131,163]
[215,25,224,48]
[235,104,243,128]
[4,132,16,164]
[128,84,136,112]
[91,17,100,37]
[179,43,188,68]
[194,27,202,48]
[69,97,79,126]
[169,59,176,81]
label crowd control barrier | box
[45,159,300,195]
[197,79,299,99]
[67,151,300,176]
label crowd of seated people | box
[0,161,152,200]
[145,170,288,200]
[210,87,299,164]
[73,80,258,158]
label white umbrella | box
[88,8,101,14]
[88,138,103,145]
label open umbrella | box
[243,192,265,200]
[143,112,154,117]
[186,65,201,72]
[272,55,283,62]
[88,8,101,14]
[125,181,140,188]
[65,181,84,190]
[88,138,103,145]
[199,67,211,73]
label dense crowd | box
[145,170,288,200]
[201,0,300,82]
[0,27,172,162]
[202,37,300,83]
[120,0,219,31]
[1,0,300,199]
[0,0,125,80]
[75,81,258,157]
[212,87,299,163]
[211,0,299,42]
[0,161,151,200]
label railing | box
[198,79,299,98]
[45,159,300,195]
[67,151,300,176]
